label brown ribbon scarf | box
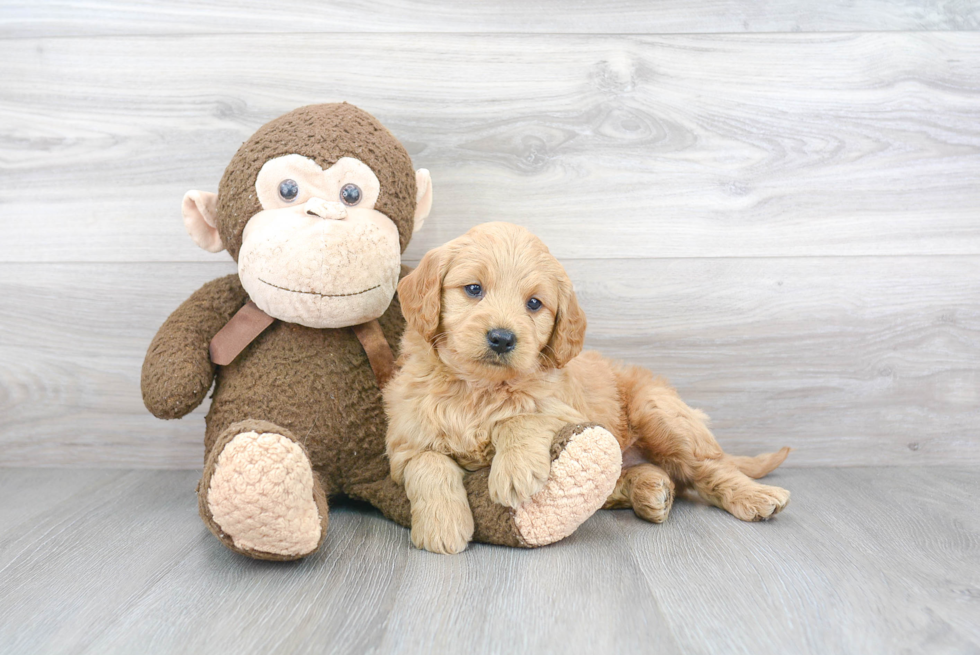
[209,301,395,389]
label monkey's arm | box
[141,274,248,419]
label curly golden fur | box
[385,222,790,553]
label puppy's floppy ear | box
[543,272,587,369]
[398,246,447,344]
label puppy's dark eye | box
[464,284,483,298]
[526,297,542,311]
[278,179,299,202]
[340,183,362,206]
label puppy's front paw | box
[410,497,474,555]
[489,449,551,508]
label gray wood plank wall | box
[1,3,978,468]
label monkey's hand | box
[141,274,247,420]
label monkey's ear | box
[398,246,446,345]
[543,275,587,369]
[413,169,433,233]
[182,190,225,253]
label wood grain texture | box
[614,466,980,653]
[1,258,977,468]
[2,33,979,263]
[1,0,978,37]
[0,467,977,654]
[2,6,978,471]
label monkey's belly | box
[204,318,398,496]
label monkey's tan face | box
[237,155,402,328]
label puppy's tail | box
[728,447,791,479]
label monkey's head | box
[181,103,432,328]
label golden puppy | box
[385,222,790,554]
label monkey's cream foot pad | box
[207,431,322,558]
[514,426,622,546]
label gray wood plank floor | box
[0,467,977,654]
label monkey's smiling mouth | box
[258,278,381,298]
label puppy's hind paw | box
[728,484,791,522]
[631,475,675,524]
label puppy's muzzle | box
[486,328,517,355]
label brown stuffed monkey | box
[141,103,621,560]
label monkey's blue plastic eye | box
[464,284,483,298]
[278,179,299,202]
[526,298,542,311]
[340,183,362,206]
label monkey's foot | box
[513,423,622,547]
[200,421,327,560]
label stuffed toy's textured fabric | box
[141,104,620,560]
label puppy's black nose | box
[486,328,517,354]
